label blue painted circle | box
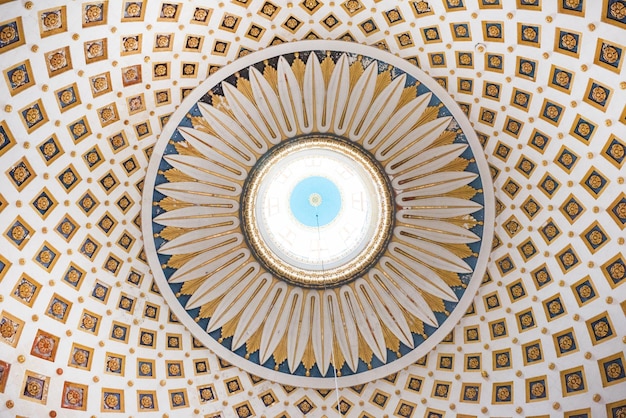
[289,176,341,227]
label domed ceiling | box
[0,0,625,417]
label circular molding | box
[241,135,394,288]
[142,40,494,388]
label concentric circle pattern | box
[0,0,625,416]
[143,42,493,387]
[241,135,395,288]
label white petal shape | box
[303,53,325,135]
[397,198,482,218]
[357,278,414,348]
[222,82,281,145]
[336,60,378,135]
[370,268,438,327]
[395,223,479,245]
[231,274,275,350]
[249,67,294,138]
[178,126,254,169]
[169,246,248,284]
[311,292,333,375]
[156,181,241,201]
[322,54,350,132]
[154,209,239,229]
[159,231,243,256]
[390,144,468,183]
[285,288,309,372]
[326,289,359,372]
[381,255,458,302]
[363,93,431,150]
[350,73,406,142]
[396,172,478,202]
[376,116,452,162]
[390,238,471,275]
[155,194,237,216]
[259,282,290,364]
[187,256,257,311]
[203,266,266,331]
[198,102,263,159]
[164,154,247,185]
[340,286,387,362]
[277,56,307,133]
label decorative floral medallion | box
[143,41,494,388]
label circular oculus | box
[241,136,394,288]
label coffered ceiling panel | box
[0,0,624,417]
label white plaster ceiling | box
[0,0,625,417]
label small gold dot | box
[553,402,560,410]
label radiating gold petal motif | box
[143,42,493,388]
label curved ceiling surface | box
[142,40,493,388]
[0,0,625,416]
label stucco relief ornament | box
[143,41,493,388]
